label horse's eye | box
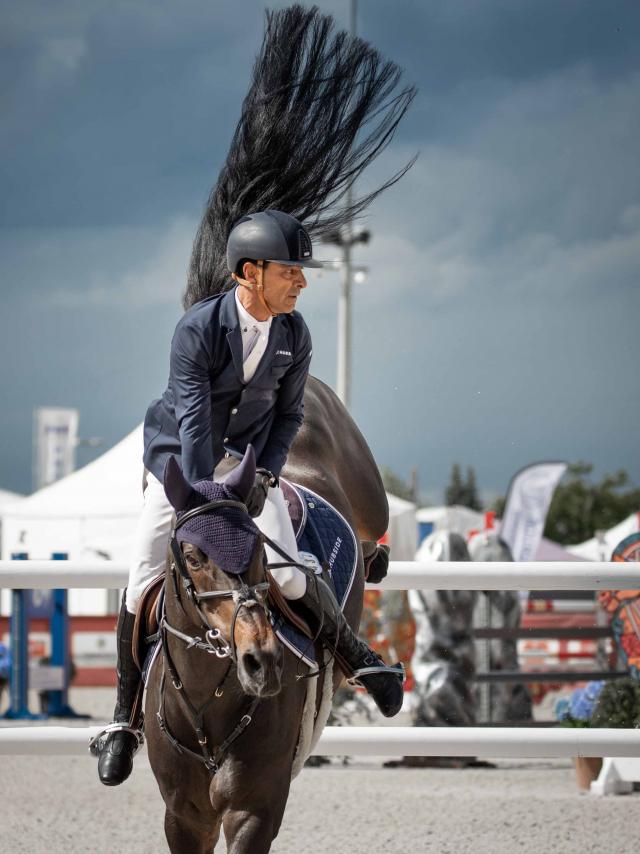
[185,552,202,570]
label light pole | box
[322,0,367,410]
[338,225,352,408]
[321,228,370,410]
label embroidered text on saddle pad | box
[272,480,358,668]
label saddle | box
[131,480,381,673]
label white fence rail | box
[1,725,639,758]
[2,559,639,761]
[1,560,638,591]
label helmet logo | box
[298,229,312,259]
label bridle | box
[153,492,345,775]
[156,497,274,776]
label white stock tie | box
[242,325,263,382]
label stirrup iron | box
[89,721,145,757]
[348,661,405,686]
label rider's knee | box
[270,565,306,600]
[124,586,142,615]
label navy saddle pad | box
[273,480,358,668]
[143,482,359,677]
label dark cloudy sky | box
[1,0,639,504]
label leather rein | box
[155,497,302,776]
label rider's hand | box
[245,469,278,517]
[365,544,390,584]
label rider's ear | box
[224,444,257,503]
[163,456,198,511]
[242,260,258,283]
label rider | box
[97,210,404,786]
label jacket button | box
[231,408,238,415]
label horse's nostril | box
[242,652,262,678]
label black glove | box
[364,544,390,584]
[245,468,278,518]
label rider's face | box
[261,262,307,314]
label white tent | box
[1,424,418,611]
[1,425,144,614]
[567,512,640,562]
[0,486,26,574]
[415,506,585,562]
[416,505,485,540]
[1,424,144,562]
[386,493,417,561]
[0,488,25,509]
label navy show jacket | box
[142,286,312,484]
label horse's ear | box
[163,456,197,511]
[224,445,257,503]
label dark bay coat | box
[143,287,312,484]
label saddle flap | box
[132,574,165,670]
[266,570,315,640]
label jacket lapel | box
[221,288,245,382]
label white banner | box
[33,407,79,490]
[500,461,567,562]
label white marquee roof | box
[567,512,640,562]
[0,424,417,561]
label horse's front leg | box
[222,803,287,854]
[164,809,221,854]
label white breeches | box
[125,462,307,614]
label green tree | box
[445,463,465,506]
[445,464,482,510]
[463,466,482,511]
[492,462,640,545]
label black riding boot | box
[292,573,404,717]
[96,597,143,786]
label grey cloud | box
[40,217,197,309]
[355,63,640,294]
[0,219,192,305]
[363,0,640,90]
[1,1,639,500]
[1,2,263,229]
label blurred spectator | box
[0,641,11,706]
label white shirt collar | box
[234,287,272,332]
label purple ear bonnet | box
[175,479,262,575]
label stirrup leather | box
[347,661,405,686]
[89,721,145,757]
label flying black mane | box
[184,3,416,309]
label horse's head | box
[163,448,283,698]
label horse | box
[143,375,388,854]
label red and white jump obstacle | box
[1,559,639,760]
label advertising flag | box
[500,461,567,562]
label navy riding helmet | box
[226,210,324,276]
